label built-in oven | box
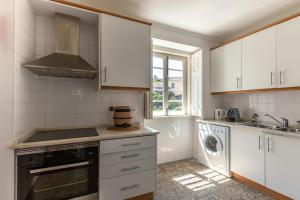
[16,142,99,200]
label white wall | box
[0,0,14,199]
[145,117,193,164]
[148,24,220,163]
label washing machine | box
[197,122,231,177]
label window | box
[152,52,187,116]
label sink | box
[242,122,275,129]
[241,122,300,133]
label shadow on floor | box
[156,158,273,200]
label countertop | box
[197,119,300,139]
[10,126,159,149]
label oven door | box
[18,157,98,200]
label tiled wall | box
[220,91,300,125]
[13,0,45,139]
[12,11,145,140]
[35,15,144,130]
[43,80,145,128]
[0,0,14,199]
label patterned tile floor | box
[156,159,273,200]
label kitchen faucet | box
[265,114,289,129]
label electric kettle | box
[214,109,227,120]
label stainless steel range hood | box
[24,13,98,79]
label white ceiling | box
[73,0,300,41]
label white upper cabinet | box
[277,16,300,88]
[230,126,265,185]
[99,14,151,89]
[242,27,277,90]
[265,134,300,199]
[211,40,242,92]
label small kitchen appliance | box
[225,108,241,122]
[214,109,227,120]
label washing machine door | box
[203,134,223,157]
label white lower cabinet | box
[100,158,156,179]
[265,134,300,199]
[99,170,156,200]
[99,135,157,200]
[231,126,300,199]
[230,126,265,185]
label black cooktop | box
[24,128,98,143]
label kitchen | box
[1,0,300,200]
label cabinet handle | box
[267,136,271,152]
[121,166,140,172]
[270,72,273,85]
[236,77,239,88]
[121,154,139,159]
[120,184,140,191]
[258,135,261,150]
[122,142,141,147]
[279,71,283,85]
[104,67,107,83]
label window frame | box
[152,51,188,116]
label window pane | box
[169,59,183,70]
[153,55,165,116]
[168,69,183,78]
[168,90,183,101]
[153,79,163,91]
[168,59,184,115]
[153,56,164,68]
[153,68,164,79]
[152,54,186,116]
[153,89,164,116]
[168,101,183,115]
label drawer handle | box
[122,142,141,147]
[121,154,140,159]
[120,184,140,191]
[121,166,140,172]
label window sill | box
[152,115,193,119]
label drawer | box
[100,148,156,166]
[100,158,156,179]
[100,136,156,154]
[99,169,156,200]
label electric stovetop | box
[24,128,98,143]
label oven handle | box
[30,161,90,174]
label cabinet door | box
[277,16,300,88]
[242,27,277,90]
[211,40,242,92]
[265,134,300,199]
[230,126,265,185]
[100,14,151,88]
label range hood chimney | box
[23,13,98,79]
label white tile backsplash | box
[11,13,144,137]
[220,91,300,125]
[0,0,14,199]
